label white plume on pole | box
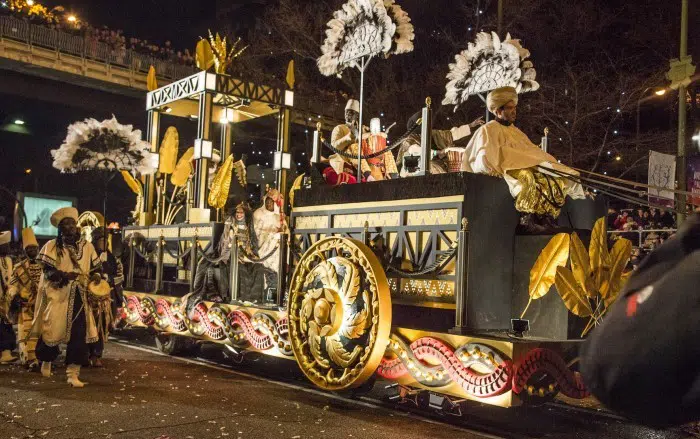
[317,0,414,77]
[442,32,539,110]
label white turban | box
[486,86,518,114]
[50,207,79,227]
[345,99,360,113]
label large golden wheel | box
[288,237,391,391]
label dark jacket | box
[580,213,700,427]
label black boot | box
[516,213,549,235]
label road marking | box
[112,339,506,439]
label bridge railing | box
[0,15,196,80]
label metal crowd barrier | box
[608,228,677,249]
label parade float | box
[114,2,626,410]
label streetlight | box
[13,119,25,125]
[67,15,77,23]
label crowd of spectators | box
[1,1,196,66]
[607,206,678,269]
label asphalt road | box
[0,333,695,439]
[0,342,496,439]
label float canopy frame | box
[146,70,294,123]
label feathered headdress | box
[442,32,539,110]
[52,116,157,174]
[317,0,414,77]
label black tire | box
[155,334,200,356]
[333,376,377,399]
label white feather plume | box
[318,0,413,77]
[442,32,540,109]
[383,0,415,55]
[51,116,157,175]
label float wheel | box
[288,237,391,391]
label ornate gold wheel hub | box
[288,237,391,390]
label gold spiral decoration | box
[288,237,391,390]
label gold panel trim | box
[389,278,455,298]
[333,211,400,228]
[406,208,458,226]
[293,195,464,213]
[180,226,213,238]
[294,215,328,230]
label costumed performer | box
[87,227,123,368]
[327,99,372,184]
[7,228,41,370]
[396,112,484,177]
[360,118,399,181]
[0,230,16,364]
[32,207,102,387]
[461,86,585,233]
[253,187,288,302]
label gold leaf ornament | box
[286,59,295,89]
[206,30,248,74]
[170,147,195,187]
[569,232,594,296]
[146,65,158,91]
[120,171,142,194]
[589,217,610,290]
[528,233,570,299]
[158,127,179,174]
[196,38,215,71]
[554,266,593,317]
[208,154,235,209]
[289,173,305,208]
[601,238,632,302]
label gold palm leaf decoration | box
[289,173,305,208]
[120,170,142,195]
[589,217,611,291]
[208,154,235,209]
[554,266,593,317]
[207,30,248,74]
[232,159,247,187]
[602,239,632,304]
[171,147,194,187]
[158,127,179,174]
[528,233,570,299]
[522,217,633,337]
[195,38,215,71]
[570,232,595,297]
[146,65,158,91]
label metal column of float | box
[142,109,160,226]
[275,91,292,307]
[191,89,215,224]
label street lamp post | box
[635,88,666,181]
[676,0,689,225]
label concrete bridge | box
[0,15,342,127]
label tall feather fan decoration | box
[158,127,179,174]
[318,0,414,77]
[51,116,157,175]
[442,32,539,109]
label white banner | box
[648,150,676,207]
